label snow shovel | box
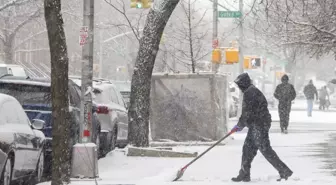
[173,129,236,181]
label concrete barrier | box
[127,146,198,158]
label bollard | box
[71,143,99,178]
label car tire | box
[95,135,101,157]
[0,157,12,185]
[110,126,118,151]
[99,132,109,157]
[28,149,45,185]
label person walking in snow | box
[274,74,296,134]
[303,80,318,117]
[318,86,329,110]
[231,73,293,182]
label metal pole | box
[262,57,266,93]
[211,0,218,73]
[99,30,103,78]
[273,65,277,91]
[238,0,244,74]
[237,0,244,118]
[80,0,94,143]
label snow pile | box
[137,167,180,184]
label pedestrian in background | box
[303,80,318,117]
[274,74,296,134]
[319,86,329,110]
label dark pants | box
[319,98,326,110]
[278,101,291,131]
[239,126,291,177]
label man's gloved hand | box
[231,125,243,132]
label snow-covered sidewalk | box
[40,110,336,185]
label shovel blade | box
[173,168,185,181]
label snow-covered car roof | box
[0,76,78,87]
[0,64,24,68]
[0,77,50,87]
[69,77,118,92]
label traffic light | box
[243,56,251,69]
[276,71,285,80]
[130,0,152,9]
[225,48,239,64]
[212,49,222,64]
[251,57,261,68]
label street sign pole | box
[71,0,98,179]
[237,0,244,119]
[212,0,219,73]
[80,0,94,143]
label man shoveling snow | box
[231,73,293,182]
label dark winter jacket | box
[303,81,318,100]
[234,73,272,129]
[319,88,329,100]
[274,75,296,102]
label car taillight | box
[97,106,109,114]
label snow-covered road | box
[39,109,336,185]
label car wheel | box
[29,150,45,184]
[110,127,118,151]
[95,135,101,157]
[0,158,12,185]
[36,150,45,182]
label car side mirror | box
[31,119,45,130]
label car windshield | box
[8,67,27,77]
[113,81,131,92]
[0,83,51,105]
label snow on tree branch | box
[0,0,31,12]
[250,0,336,58]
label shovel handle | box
[181,130,235,170]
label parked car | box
[70,77,129,154]
[0,64,28,78]
[111,80,131,107]
[0,93,46,185]
[0,76,101,175]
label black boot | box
[231,173,251,182]
[278,169,293,181]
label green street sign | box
[218,11,242,18]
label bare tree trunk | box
[128,0,180,147]
[3,18,14,64]
[3,42,14,64]
[187,0,195,73]
[44,0,71,184]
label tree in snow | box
[128,0,180,147]
[242,0,336,85]
[0,0,42,63]
[253,0,336,58]
[44,0,71,184]
[164,0,209,73]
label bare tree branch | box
[11,8,42,36]
[0,0,30,12]
[104,0,142,42]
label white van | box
[0,64,28,78]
